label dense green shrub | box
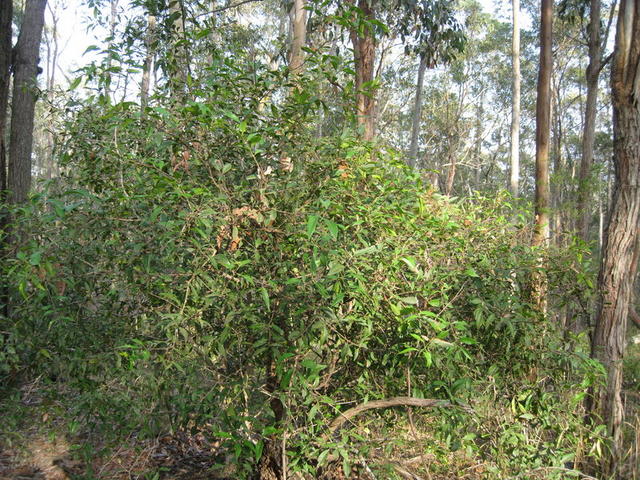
[0,64,599,477]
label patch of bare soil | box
[0,430,235,480]
[0,435,70,480]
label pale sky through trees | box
[48,0,524,89]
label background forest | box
[0,0,639,479]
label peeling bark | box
[587,1,640,477]
[348,0,376,141]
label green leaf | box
[247,132,263,145]
[401,257,420,274]
[280,369,293,389]
[327,262,344,276]
[326,220,339,241]
[38,349,52,359]
[318,450,330,466]
[400,296,418,305]
[398,347,418,354]
[306,215,319,238]
[223,111,240,122]
[353,245,377,256]
[423,351,432,367]
[149,206,162,222]
[260,287,270,311]
[29,251,42,266]
[464,267,479,278]
[68,77,82,90]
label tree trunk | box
[577,0,603,242]
[408,54,427,168]
[551,78,564,245]
[8,0,47,205]
[0,0,12,321]
[349,0,376,141]
[141,14,156,112]
[588,1,640,476]
[531,0,553,313]
[105,0,118,101]
[288,0,306,77]
[445,151,456,196]
[533,0,553,247]
[257,356,286,480]
[168,0,188,101]
[0,0,12,201]
[44,1,59,179]
[509,0,521,198]
[473,89,484,190]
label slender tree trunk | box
[408,54,428,168]
[445,151,456,196]
[473,89,484,190]
[105,0,118,101]
[46,5,58,93]
[588,2,640,477]
[510,0,521,197]
[577,0,603,242]
[531,0,553,312]
[533,0,553,247]
[551,79,564,245]
[0,0,12,321]
[168,0,188,101]
[349,0,376,141]
[8,0,47,205]
[141,14,156,112]
[44,1,59,179]
[0,0,12,199]
[598,192,604,249]
[288,0,306,77]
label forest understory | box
[2,0,640,479]
[1,366,637,480]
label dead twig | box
[326,396,472,438]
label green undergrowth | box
[0,72,613,477]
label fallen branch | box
[327,396,472,437]
[390,463,424,480]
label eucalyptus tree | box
[576,0,616,242]
[588,0,640,476]
[288,0,306,76]
[407,3,511,194]
[140,12,157,111]
[532,0,552,249]
[530,0,552,315]
[167,0,188,100]
[8,0,48,205]
[0,1,12,204]
[404,0,465,168]
[337,0,464,142]
[547,15,584,245]
[510,0,520,197]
